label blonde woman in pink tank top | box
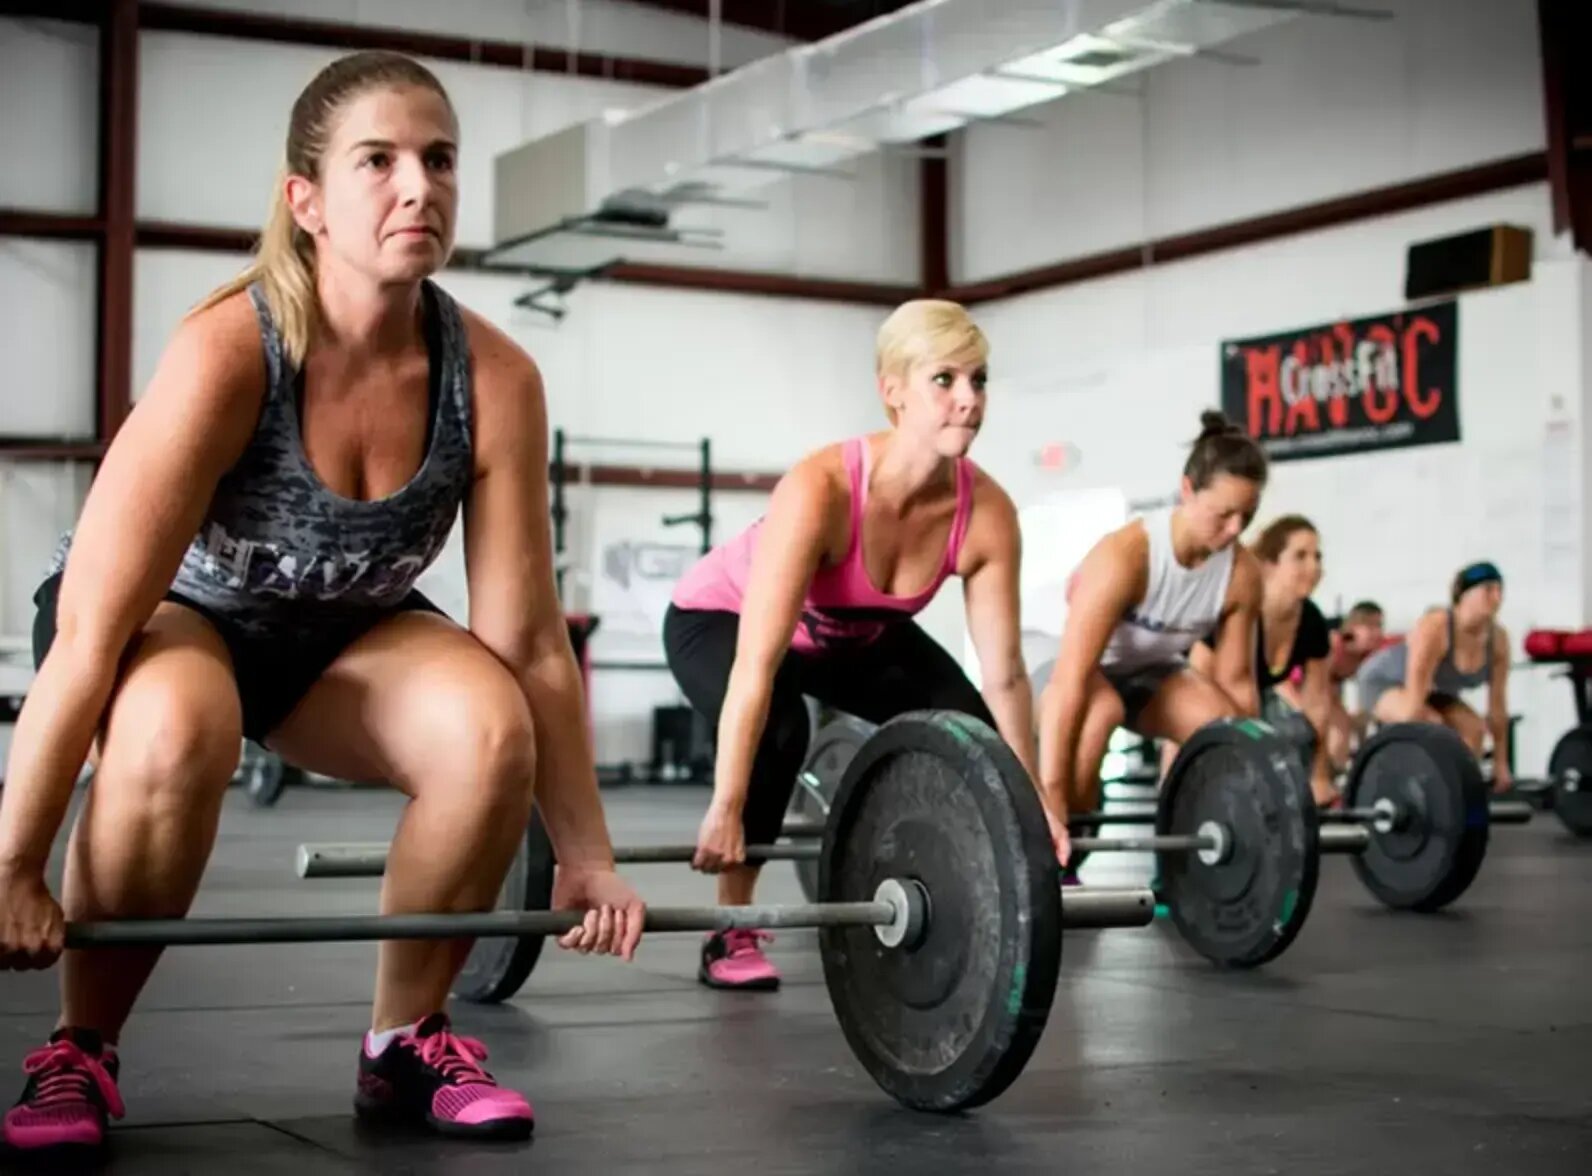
[663,300,1050,992]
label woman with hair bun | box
[1037,410,1267,880]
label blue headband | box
[1457,561,1502,592]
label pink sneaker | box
[355,1013,534,1140]
[3,1028,125,1155]
[699,929,780,990]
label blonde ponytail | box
[192,167,319,367]
[189,50,455,369]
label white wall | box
[0,11,102,601]
[0,14,101,518]
[136,31,920,283]
[136,33,664,249]
[163,0,794,71]
[0,18,99,214]
[954,0,1546,283]
[0,239,99,438]
[939,181,1584,774]
[0,233,101,639]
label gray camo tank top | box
[1357,609,1493,698]
[49,280,473,640]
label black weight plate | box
[819,710,1062,1113]
[1548,725,1592,837]
[1157,718,1318,968]
[1345,722,1489,911]
[789,715,877,901]
[241,743,286,808]
[454,809,556,1003]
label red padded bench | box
[1524,629,1592,727]
[1524,629,1592,661]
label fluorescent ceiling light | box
[905,73,1070,121]
[1001,33,1176,87]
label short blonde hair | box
[875,300,988,424]
[875,299,988,380]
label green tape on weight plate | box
[1234,718,1277,741]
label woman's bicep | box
[961,488,1024,673]
[1403,614,1446,688]
[461,350,562,667]
[1053,537,1140,687]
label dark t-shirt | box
[1257,598,1330,689]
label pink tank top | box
[671,437,974,654]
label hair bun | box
[1198,409,1236,439]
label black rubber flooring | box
[1,783,1587,1174]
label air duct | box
[488,0,1314,274]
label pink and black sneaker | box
[2,1027,125,1156]
[698,929,780,991]
[354,1013,533,1140]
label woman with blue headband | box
[1354,561,1511,791]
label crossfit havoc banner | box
[1220,301,1459,463]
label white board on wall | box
[963,485,1128,690]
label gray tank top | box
[49,280,473,640]
[1357,609,1493,696]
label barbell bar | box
[65,884,1157,950]
[1071,797,1534,828]
[1319,797,1534,829]
[296,808,1384,884]
[296,840,820,878]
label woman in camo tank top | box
[0,51,641,1156]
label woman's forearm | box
[1037,679,1087,818]
[0,641,120,876]
[982,680,1038,781]
[515,646,615,871]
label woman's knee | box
[429,678,538,822]
[1080,686,1125,749]
[1142,675,1238,744]
[1370,689,1413,725]
[97,687,242,819]
[1183,683,1241,730]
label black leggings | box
[662,605,994,846]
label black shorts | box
[31,572,443,744]
[662,605,995,846]
[1101,661,1183,730]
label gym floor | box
[1,784,1587,1174]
